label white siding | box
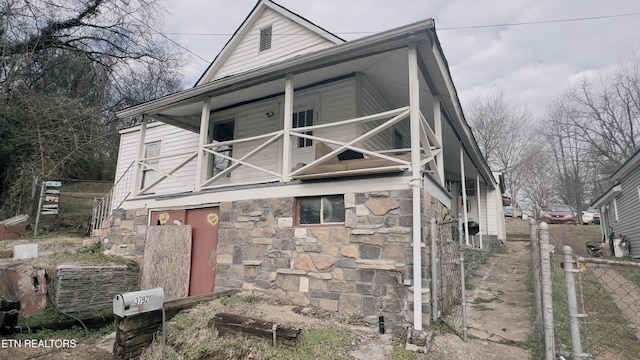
[480,184,489,235]
[212,8,337,81]
[360,75,410,152]
[114,123,199,204]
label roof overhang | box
[117,19,435,119]
[592,184,622,208]
[115,18,496,190]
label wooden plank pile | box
[209,313,301,346]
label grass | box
[547,223,601,256]
[0,242,136,268]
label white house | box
[94,0,506,328]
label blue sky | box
[161,0,640,117]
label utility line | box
[161,11,640,36]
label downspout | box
[477,173,483,249]
[408,44,423,329]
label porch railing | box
[128,106,443,196]
[91,161,134,234]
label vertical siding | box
[612,166,640,258]
[213,8,337,80]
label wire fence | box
[430,217,467,342]
[1,178,113,238]
[531,219,640,360]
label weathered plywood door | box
[185,207,220,296]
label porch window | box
[259,25,272,52]
[141,141,161,193]
[297,195,345,225]
[211,120,235,177]
[293,109,313,148]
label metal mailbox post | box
[113,287,166,359]
[113,288,165,317]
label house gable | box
[196,0,344,85]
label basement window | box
[259,25,272,52]
[297,195,345,225]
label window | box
[293,109,314,148]
[297,195,345,225]
[142,141,161,193]
[613,198,619,222]
[259,25,272,52]
[211,120,235,177]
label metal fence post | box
[538,222,556,360]
[430,218,438,322]
[563,245,586,359]
[457,213,463,246]
[530,219,543,335]
[459,255,468,343]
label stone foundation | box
[214,190,448,326]
[92,208,148,260]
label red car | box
[542,205,576,224]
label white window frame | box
[613,197,619,222]
[142,141,161,193]
[296,195,345,226]
[292,107,315,148]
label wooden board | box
[141,225,192,301]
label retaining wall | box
[53,265,139,313]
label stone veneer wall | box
[53,265,140,313]
[214,190,448,325]
[92,208,149,261]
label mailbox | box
[113,288,164,317]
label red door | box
[185,207,220,296]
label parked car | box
[581,208,600,225]
[503,206,521,218]
[541,205,576,224]
[504,206,513,217]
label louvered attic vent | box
[260,25,272,52]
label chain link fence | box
[557,248,640,360]
[430,217,467,342]
[531,220,640,360]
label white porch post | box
[460,145,470,246]
[433,96,445,186]
[408,44,423,330]
[477,173,483,249]
[195,97,212,191]
[282,73,294,182]
[132,114,148,195]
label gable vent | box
[259,25,272,52]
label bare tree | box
[557,55,640,183]
[467,87,537,213]
[543,100,595,217]
[0,0,184,217]
[520,142,554,219]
